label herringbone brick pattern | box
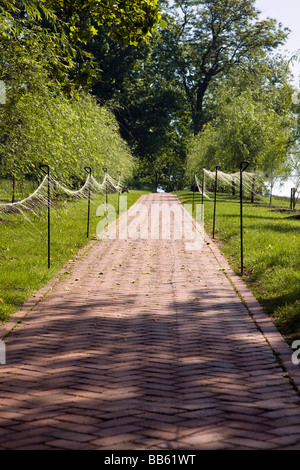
[1,193,300,449]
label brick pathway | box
[1,193,300,450]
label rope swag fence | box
[193,164,253,275]
[0,170,123,215]
[195,168,266,202]
[0,167,125,268]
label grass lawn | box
[0,186,147,323]
[0,178,38,203]
[176,190,300,345]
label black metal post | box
[84,167,92,238]
[192,172,196,215]
[40,165,50,269]
[202,168,205,205]
[290,188,296,211]
[103,167,108,210]
[269,183,273,206]
[240,161,250,275]
[117,171,121,217]
[213,166,220,239]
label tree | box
[186,61,296,187]
[43,0,164,46]
[1,0,166,94]
[0,1,135,185]
[172,0,290,134]
[0,88,135,184]
[289,75,300,208]
[83,12,192,191]
[1,0,164,45]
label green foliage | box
[177,190,300,345]
[186,62,296,181]
[172,0,290,134]
[82,0,294,189]
[0,190,147,322]
[86,16,193,191]
[44,0,163,46]
[0,0,297,193]
[1,0,163,46]
[0,0,55,22]
[0,90,134,183]
[0,1,135,184]
[0,1,77,91]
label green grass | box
[0,178,38,202]
[0,188,147,323]
[176,190,300,345]
[2,181,299,344]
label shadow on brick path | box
[1,193,300,450]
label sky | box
[255,1,300,196]
[255,0,300,85]
[170,1,300,196]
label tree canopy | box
[0,0,142,184]
[47,0,165,46]
[186,58,296,185]
[172,0,290,134]
[0,0,298,191]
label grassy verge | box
[0,178,38,202]
[0,190,147,323]
[176,190,300,345]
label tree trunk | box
[154,172,159,193]
[269,184,273,206]
[232,180,235,196]
[12,175,15,203]
[251,170,256,204]
[290,188,296,211]
[194,75,211,135]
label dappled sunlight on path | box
[1,193,300,450]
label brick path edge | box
[173,194,300,395]
[203,231,300,394]
[0,237,98,341]
[1,194,300,397]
